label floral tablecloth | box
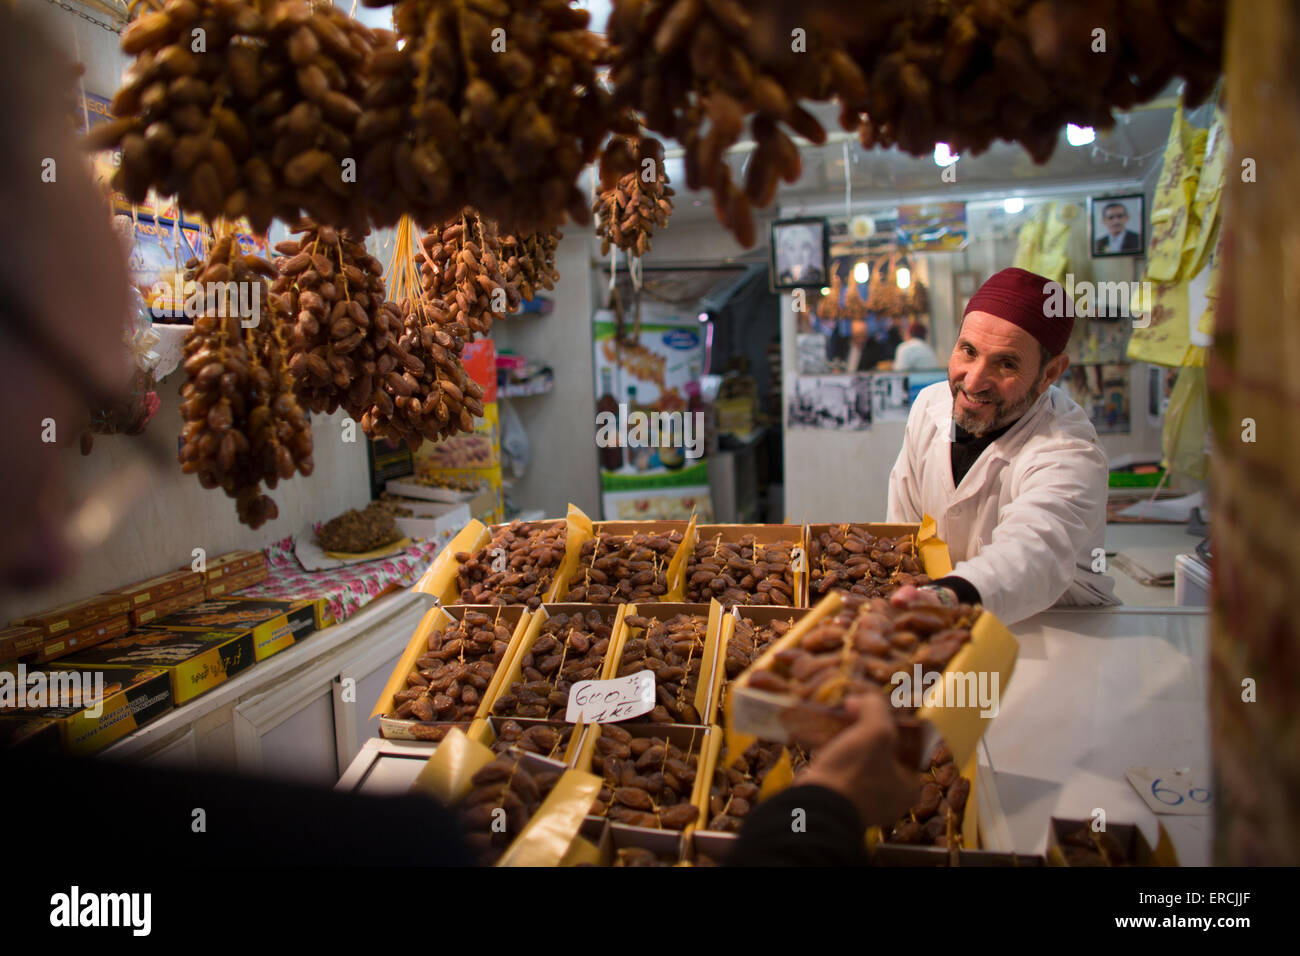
[234,535,442,624]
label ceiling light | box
[933,143,959,167]
[1066,124,1096,147]
[1004,197,1025,214]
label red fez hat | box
[963,267,1073,355]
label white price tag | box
[1125,767,1214,816]
[566,671,656,723]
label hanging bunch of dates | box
[417,209,511,337]
[359,296,485,449]
[594,135,674,257]
[360,0,629,234]
[603,0,867,247]
[839,0,1227,162]
[499,227,562,304]
[91,0,387,234]
[361,216,487,450]
[177,234,314,528]
[271,219,401,417]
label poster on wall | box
[869,373,911,423]
[1063,363,1131,434]
[896,202,968,252]
[593,310,710,520]
[1069,319,1132,365]
[787,375,873,430]
[1089,193,1146,257]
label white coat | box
[887,382,1118,625]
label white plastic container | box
[1174,552,1212,606]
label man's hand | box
[796,694,916,828]
[889,584,954,609]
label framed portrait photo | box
[1089,193,1145,258]
[771,217,829,290]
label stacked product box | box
[0,663,173,756]
[62,628,254,706]
[14,595,133,665]
[142,597,329,663]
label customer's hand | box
[796,693,916,828]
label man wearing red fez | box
[887,267,1117,624]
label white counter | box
[982,606,1211,865]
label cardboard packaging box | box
[16,594,132,638]
[184,550,265,585]
[1046,817,1178,866]
[572,722,715,835]
[0,625,44,665]
[0,663,173,756]
[204,563,270,599]
[411,505,594,607]
[128,587,205,627]
[687,523,807,606]
[374,604,533,741]
[36,614,130,664]
[805,518,953,602]
[143,597,319,662]
[605,601,725,726]
[559,518,698,603]
[104,570,203,609]
[0,714,61,753]
[410,727,600,867]
[390,500,472,546]
[728,590,1018,774]
[61,628,254,706]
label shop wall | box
[492,233,601,519]
[6,396,370,622]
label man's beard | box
[950,373,1045,436]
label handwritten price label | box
[566,671,656,723]
[1125,767,1213,816]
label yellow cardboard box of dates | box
[728,589,1018,779]
[805,516,952,603]
[559,517,697,603]
[685,523,807,606]
[411,726,602,866]
[372,604,534,739]
[411,504,594,606]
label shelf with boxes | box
[0,549,339,757]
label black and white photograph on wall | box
[1069,318,1133,365]
[1064,363,1131,434]
[870,373,912,423]
[1089,193,1145,257]
[786,375,873,430]
[771,217,829,289]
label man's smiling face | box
[948,311,1068,435]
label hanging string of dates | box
[594,135,674,257]
[177,225,314,528]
